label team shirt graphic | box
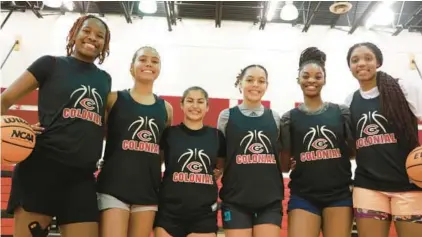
[355,111,397,149]
[300,125,341,162]
[122,116,160,154]
[236,130,276,164]
[62,85,103,126]
[172,148,214,185]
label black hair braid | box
[347,42,419,151]
[298,47,327,77]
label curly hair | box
[66,15,111,64]
[234,65,268,92]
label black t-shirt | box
[220,106,284,211]
[28,55,111,170]
[281,103,353,205]
[159,123,226,217]
[349,91,420,191]
[97,90,167,205]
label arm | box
[214,109,229,178]
[164,101,174,127]
[280,111,293,172]
[398,78,422,121]
[159,126,170,165]
[159,101,172,166]
[1,55,54,115]
[103,91,118,138]
[217,109,230,136]
[1,73,38,115]
[214,129,226,179]
[339,104,356,158]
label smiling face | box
[181,89,209,122]
[298,63,325,98]
[239,66,268,103]
[348,45,379,83]
[131,47,161,82]
[73,18,106,62]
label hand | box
[213,168,223,179]
[290,158,296,170]
[97,159,104,169]
[30,122,44,135]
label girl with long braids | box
[217,65,284,237]
[280,47,354,237]
[346,42,422,237]
[1,15,112,237]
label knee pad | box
[28,221,50,237]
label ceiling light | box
[138,0,158,14]
[280,1,299,21]
[266,1,279,22]
[63,0,73,11]
[43,0,62,8]
[365,2,395,28]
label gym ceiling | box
[1,1,422,35]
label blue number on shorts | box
[224,210,231,222]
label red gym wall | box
[1,89,421,237]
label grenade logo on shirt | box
[121,116,160,154]
[355,111,397,149]
[236,130,276,165]
[172,148,214,185]
[62,85,103,126]
[300,125,341,162]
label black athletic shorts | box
[221,201,283,229]
[6,153,99,225]
[154,209,218,237]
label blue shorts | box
[288,195,352,216]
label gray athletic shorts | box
[97,193,158,213]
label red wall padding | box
[160,96,230,126]
[419,130,422,143]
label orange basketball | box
[1,115,36,164]
[406,146,422,187]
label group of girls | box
[1,14,422,237]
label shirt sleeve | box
[217,108,230,136]
[338,104,355,144]
[160,127,170,151]
[271,110,281,134]
[280,111,292,153]
[344,92,354,107]
[398,78,422,121]
[27,55,55,87]
[217,129,227,158]
[104,71,112,93]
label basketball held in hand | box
[1,115,36,164]
[406,146,422,188]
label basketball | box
[1,115,36,164]
[406,146,422,187]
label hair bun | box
[299,47,326,67]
